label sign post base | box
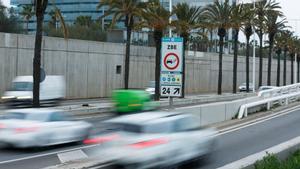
[168,96,173,110]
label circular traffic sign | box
[163,52,179,70]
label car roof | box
[105,111,188,125]
[6,108,61,114]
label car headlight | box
[16,96,32,100]
[1,96,15,100]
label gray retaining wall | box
[0,32,294,99]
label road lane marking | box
[0,144,100,164]
[216,105,300,136]
[57,150,88,163]
[217,135,300,169]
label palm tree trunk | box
[276,49,281,86]
[33,0,48,107]
[291,54,294,84]
[218,36,224,95]
[258,32,263,87]
[246,36,250,93]
[154,30,162,101]
[181,34,188,98]
[232,29,239,94]
[267,39,274,86]
[124,16,133,89]
[210,29,213,52]
[283,49,287,85]
[297,57,300,83]
[26,20,29,34]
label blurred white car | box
[85,112,217,169]
[0,109,92,148]
[239,83,254,92]
[258,86,278,92]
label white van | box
[1,76,66,106]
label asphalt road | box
[1,107,300,169]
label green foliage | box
[255,150,300,169]
[44,18,107,42]
[0,4,23,33]
[255,153,281,169]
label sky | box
[1,0,300,36]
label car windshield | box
[1,112,48,121]
[104,121,172,134]
[11,82,33,91]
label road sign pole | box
[169,0,172,110]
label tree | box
[265,11,286,85]
[0,3,23,33]
[74,15,93,27]
[20,4,34,33]
[172,2,202,97]
[230,3,245,93]
[98,0,145,89]
[286,36,298,84]
[241,4,254,93]
[281,30,293,85]
[274,31,285,86]
[203,0,232,95]
[254,0,282,87]
[32,0,67,107]
[138,0,170,101]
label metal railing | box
[238,83,300,119]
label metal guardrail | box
[238,83,300,119]
[258,83,300,98]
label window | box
[173,116,200,132]
[48,112,66,122]
[116,65,122,74]
[12,82,33,91]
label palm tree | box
[74,15,93,27]
[230,3,245,93]
[265,11,286,85]
[33,0,68,107]
[202,0,232,95]
[98,0,145,89]
[282,30,293,85]
[274,31,285,86]
[241,4,254,93]
[172,2,202,97]
[254,0,281,87]
[20,4,34,33]
[138,0,170,100]
[287,36,298,84]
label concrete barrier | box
[175,96,262,126]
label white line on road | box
[216,105,300,136]
[217,135,300,169]
[57,150,88,163]
[0,144,100,164]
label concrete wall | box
[0,32,295,99]
[175,96,262,126]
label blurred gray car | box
[0,108,92,148]
[89,112,217,169]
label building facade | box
[11,0,113,32]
